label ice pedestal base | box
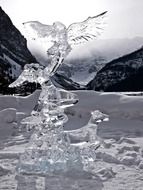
[16,172,103,190]
[16,142,99,176]
[16,151,84,176]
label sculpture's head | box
[89,110,109,125]
[53,21,66,31]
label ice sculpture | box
[9,11,108,178]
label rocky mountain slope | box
[0,7,37,93]
[87,46,143,91]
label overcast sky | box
[1,0,143,39]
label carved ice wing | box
[67,11,107,46]
[23,21,53,40]
[9,63,44,88]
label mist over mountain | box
[88,37,143,60]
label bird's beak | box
[22,22,28,26]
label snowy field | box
[1,90,143,189]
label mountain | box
[55,38,143,85]
[0,7,37,93]
[87,46,143,91]
[57,56,106,85]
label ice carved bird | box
[65,110,109,145]
[9,11,107,87]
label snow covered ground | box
[1,90,143,189]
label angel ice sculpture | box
[9,11,108,181]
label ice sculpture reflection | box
[9,11,108,178]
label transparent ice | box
[9,12,108,187]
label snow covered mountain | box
[55,37,143,85]
[58,56,106,85]
[0,7,36,93]
[87,46,143,91]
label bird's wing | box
[9,63,44,88]
[67,11,107,47]
[23,21,53,40]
